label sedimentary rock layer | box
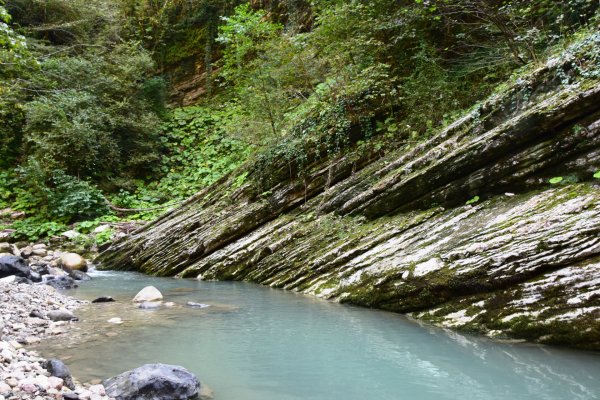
[98,34,600,348]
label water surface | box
[38,271,600,400]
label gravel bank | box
[0,281,112,400]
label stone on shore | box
[44,358,75,390]
[43,275,78,290]
[60,253,88,272]
[0,255,30,279]
[132,286,163,303]
[103,363,200,400]
[47,309,78,322]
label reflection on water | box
[37,271,600,400]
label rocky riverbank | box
[0,280,112,400]
[1,243,204,400]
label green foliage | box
[0,4,31,77]
[549,177,564,184]
[22,42,164,181]
[593,171,600,179]
[149,105,252,199]
[218,4,283,81]
[1,0,598,236]
[76,219,101,234]
[46,172,108,222]
[94,227,114,245]
[10,218,68,242]
[0,170,16,208]
[9,162,107,223]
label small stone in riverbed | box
[132,286,163,303]
[5,377,18,387]
[48,376,63,390]
[43,275,78,290]
[186,302,210,308]
[62,392,80,400]
[91,296,115,303]
[138,301,162,309]
[107,317,123,324]
[24,335,41,344]
[32,248,47,257]
[88,384,106,396]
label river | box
[36,270,600,400]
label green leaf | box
[594,171,600,179]
[466,195,480,205]
[549,176,563,184]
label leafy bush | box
[10,162,108,223]
[150,105,252,198]
[47,172,108,222]
[23,42,163,182]
[10,218,67,242]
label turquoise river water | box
[37,271,600,400]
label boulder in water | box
[132,286,163,303]
[103,363,200,400]
[69,269,91,281]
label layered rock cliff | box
[98,32,600,349]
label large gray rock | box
[103,364,200,400]
[0,255,30,279]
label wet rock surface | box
[103,364,200,400]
